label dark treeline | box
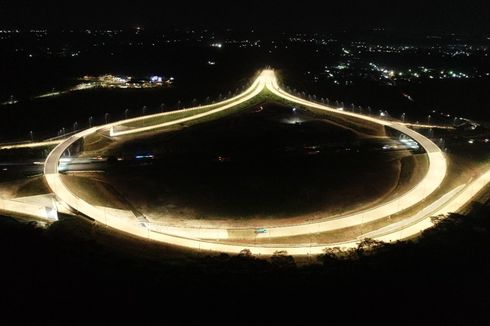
[0,202,489,324]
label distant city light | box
[135,154,154,159]
[150,76,163,83]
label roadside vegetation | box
[0,199,488,323]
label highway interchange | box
[2,70,490,255]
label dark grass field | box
[87,103,415,220]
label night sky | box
[0,0,489,33]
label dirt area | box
[0,176,50,199]
[60,173,131,210]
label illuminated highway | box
[35,70,490,255]
[0,139,62,150]
[109,74,266,137]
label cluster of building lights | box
[79,74,172,89]
[368,63,471,80]
[33,75,173,99]
[321,60,477,85]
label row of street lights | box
[285,83,440,126]
[25,87,247,142]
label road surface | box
[35,70,490,255]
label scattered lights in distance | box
[135,154,155,159]
[150,76,163,83]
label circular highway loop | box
[44,70,450,255]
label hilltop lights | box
[150,76,163,83]
[34,74,172,98]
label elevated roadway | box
[36,70,490,255]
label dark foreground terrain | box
[0,199,488,324]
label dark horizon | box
[1,0,489,34]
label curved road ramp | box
[33,70,490,255]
